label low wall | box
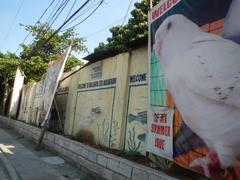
[0,116,176,180]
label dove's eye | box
[167,22,172,31]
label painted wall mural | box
[125,83,148,155]
[74,87,116,147]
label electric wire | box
[17,0,103,57]
[34,0,91,51]
[48,0,70,28]
[46,0,62,23]
[1,0,25,51]
[61,0,104,32]
[62,0,98,28]
[46,0,67,25]
[64,0,77,22]
[84,17,124,38]
[26,0,70,49]
[15,0,56,53]
[121,0,134,26]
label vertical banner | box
[9,68,24,118]
[148,0,235,178]
[40,46,71,125]
[146,106,174,160]
[18,82,36,122]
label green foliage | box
[127,126,141,155]
[0,51,19,59]
[94,0,161,53]
[20,23,87,63]
[20,56,48,82]
[151,154,173,171]
[16,22,87,82]
[97,118,110,146]
[64,56,84,72]
[0,58,20,86]
[0,22,87,84]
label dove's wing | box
[222,0,240,44]
[180,33,240,108]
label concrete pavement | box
[0,123,94,180]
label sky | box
[0,0,140,59]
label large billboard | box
[40,47,71,125]
[148,0,240,179]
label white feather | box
[222,0,240,44]
[154,14,240,167]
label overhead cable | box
[15,0,56,53]
[61,0,104,32]
[36,0,91,50]
[1,0,25,50]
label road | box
[0,122,96,180]
[0,159,11,180]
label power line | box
[27,0,67,46]
[48,0,70,28]
[31,0,70,46]
[34,0,91,52]
[61,0,104,32]
[64,0,77,21]
[46,0,67,25]
[84,17,124,38]
[121,0,134,26]
[46,0,62,23]
[62,0,99,28]
[15,0,56,53]
[36,0,56,24]
[17,0,102,57]
[1,0,25,51]
[16,0,70,53]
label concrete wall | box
[64,46,148,152]
[17,45,149,155]
[0,116,175,180]
[123,47,148,154]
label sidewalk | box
[0,123,92,180]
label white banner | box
[9,68,24,118]
[146,106,174,160]
[40,46,71,125]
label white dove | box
[222,0,240,44]
[154,14,240,178]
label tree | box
[19,23,86,79]
[0,58,20,86]
[0,51,19,59]
[94,0,160,52]
[64,56,84,72]
[20,23,87,62]
[0,58,20,114]
[20,56,48,82]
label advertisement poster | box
[148,0,240,178]
[9,67,24,118]
[146,106,174,160]
[18,82,36,122]
[40,47,71,125]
